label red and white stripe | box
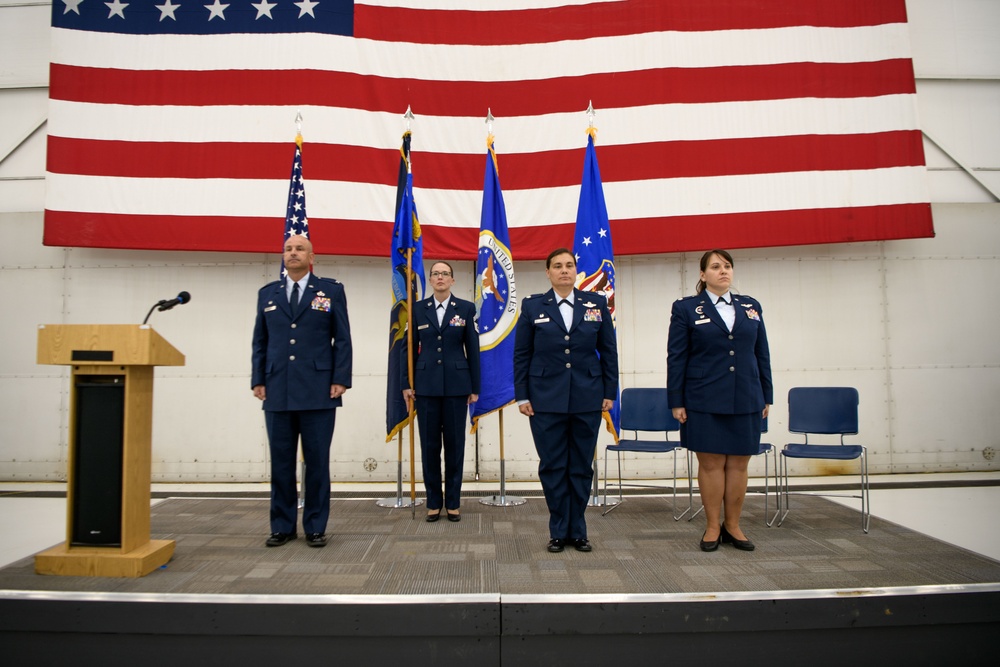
[44,0,932,258]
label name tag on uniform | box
[418,324,430,330]
[534,317,550,324]
[695,318,711,325]
[264,305,277,312]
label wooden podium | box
[34,324,185,577]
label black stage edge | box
[1,586,998,666]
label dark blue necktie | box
[291,282,301,316]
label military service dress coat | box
[667,291,772,455]
[401,296,481,398]
[252,275,352,412]
[251,274,352,536]
[513,288,618,413]
[514,288,619,541]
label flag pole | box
[406,243,417,519]
[282,111,312,511]
[379,112,423,511]
[577,102,619,509]
[404,109,418,519]
[397,431,404,501]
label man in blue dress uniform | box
[251,235,352,548]
[514,248,619,553]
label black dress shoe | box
[305,533,328,548]
[547,538,566,553]
[699,531,720,552]
[426,511,441,523]
[446,511,461,522]
[571,538,592,552]
[720,524,755,551]
[266,532,296,547]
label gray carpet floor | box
[1,494,998,595]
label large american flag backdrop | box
[45,0,933,259]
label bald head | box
[285,234,313,253]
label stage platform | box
[2,492,999,665]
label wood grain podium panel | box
[37,324,185,367]
[34,540,175,578]
[36,325,183,577]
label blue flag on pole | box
[470,141,517,431]
[386,132,425,441]
[573,130,620,440]
[280,132,310,279]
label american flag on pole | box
[280,130,309,278]
[45,0,932,259]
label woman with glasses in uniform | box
[402,261,480,522]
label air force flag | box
[470,141,517,430]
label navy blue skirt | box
[681,410,762,456]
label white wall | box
[1,1,997,482]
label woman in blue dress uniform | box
[402,261,480,522]
[514,249,619,553]
[667,250,772,552]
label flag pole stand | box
[377,433,424,508]
[479,408,526,507]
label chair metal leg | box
[777,451,790,527]
[764,445,779,527]
[601,450,608,504]
[298,459,305,510]
[685,449,704,521]
[777,449,869,532]
[861,448,871,533]
[672,448,700,521]
[762,447,770,526]
[602,451,625,516]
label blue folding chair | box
[778,387,870,532]
[602,387,695,518]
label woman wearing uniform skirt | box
[667,250,773,552]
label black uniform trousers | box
[265,408,337,535]
[529,410,602,540]
[415,394,467,511]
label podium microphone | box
[158,291,191,312]
[143,291,191,324]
